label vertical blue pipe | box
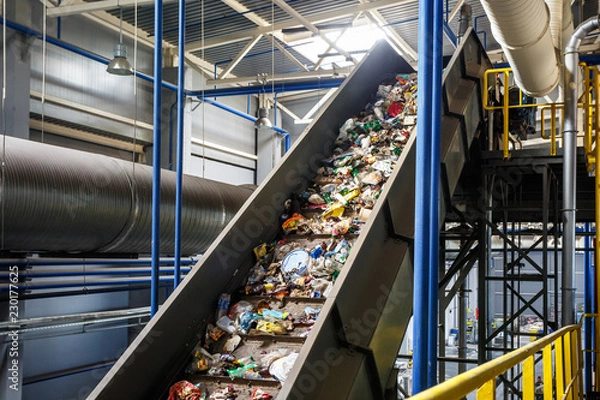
[427,0,443,388]
[174,0,185,290]
[168,101,176,170]
[413,0,434,394]
[284,134,290,153]
[584,223,593,393]
[150,0,163,317]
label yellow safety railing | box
[582,64,599,173]
[483,67,598,161]
[409,315,599,400]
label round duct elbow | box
[481,0,560,97]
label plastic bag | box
[168,380,207,400]
[216,315,236,334]
[236,310,260,334]
[250,388,274,400]
[269,352,299,382]
[255,320,287,335]
[207,386,237,400]
[228,301,253,320]
[258,348,290,369]
[338,118,354,138]
[223,335,241,353]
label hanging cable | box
[271,0,275,168]
[41,1,47,143]
[201,0,205,178]
[133,0,139,171]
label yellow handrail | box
[409,315,597,400]
[483,66,599,162]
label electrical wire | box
[133,0,139,174]
[41,1,47,143]
[271,0,276,168]
[201,0,205,178]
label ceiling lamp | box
[255,107,272,129]
[107,8,133,76]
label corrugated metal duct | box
[0,136,253,255]
[480,0,560,97]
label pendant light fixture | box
[255,0,275,129]
[255,106,272,128]
[107,7,134,76]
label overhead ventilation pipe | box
[562,15,600,325]
[479,0,560,97]
[546,0,574,51]
[457,4,472,45]
[0,136,253,255]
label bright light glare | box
[291,24,384,69]
[326,24,384,53]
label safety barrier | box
[482,66,599,162]
[409,316,597,400]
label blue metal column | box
[584,222,593,393]
[173,0,186,290]
[150,0,163,317]
[427,0,444,388]
[412,0,434,393]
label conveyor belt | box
[88,29,491,400]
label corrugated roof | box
[104,0,581,83]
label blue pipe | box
[174,0,186,290]
[189,78,345,98]
[473,15,488,50]
[168,101,177,170]
[0,18,178,91]
[584,223,593,393]
[427,0,443,388]
[7,268,192,278]
[3,277,183,292]
[0,16,340,140]
[0,18,335,130]
[0,258,196,267]
[443,21,457,48]
[150,0,163,318]
[200,97,288,135]
[413,0,434,393]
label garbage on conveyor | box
[170,72,418,399]
[168,380,207,400]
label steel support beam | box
[272,0,356,63]
[47,0,177,17]
[267,34,309,72]
[217,34,262,79]
[185,0,416,51]
[359,0,418,61]
[208,65,350,85]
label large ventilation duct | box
[546,0,575,51]
[0,136,253,255]
[480,0,560,97]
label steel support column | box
[151,0,164,317]
[173,0,185,289]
